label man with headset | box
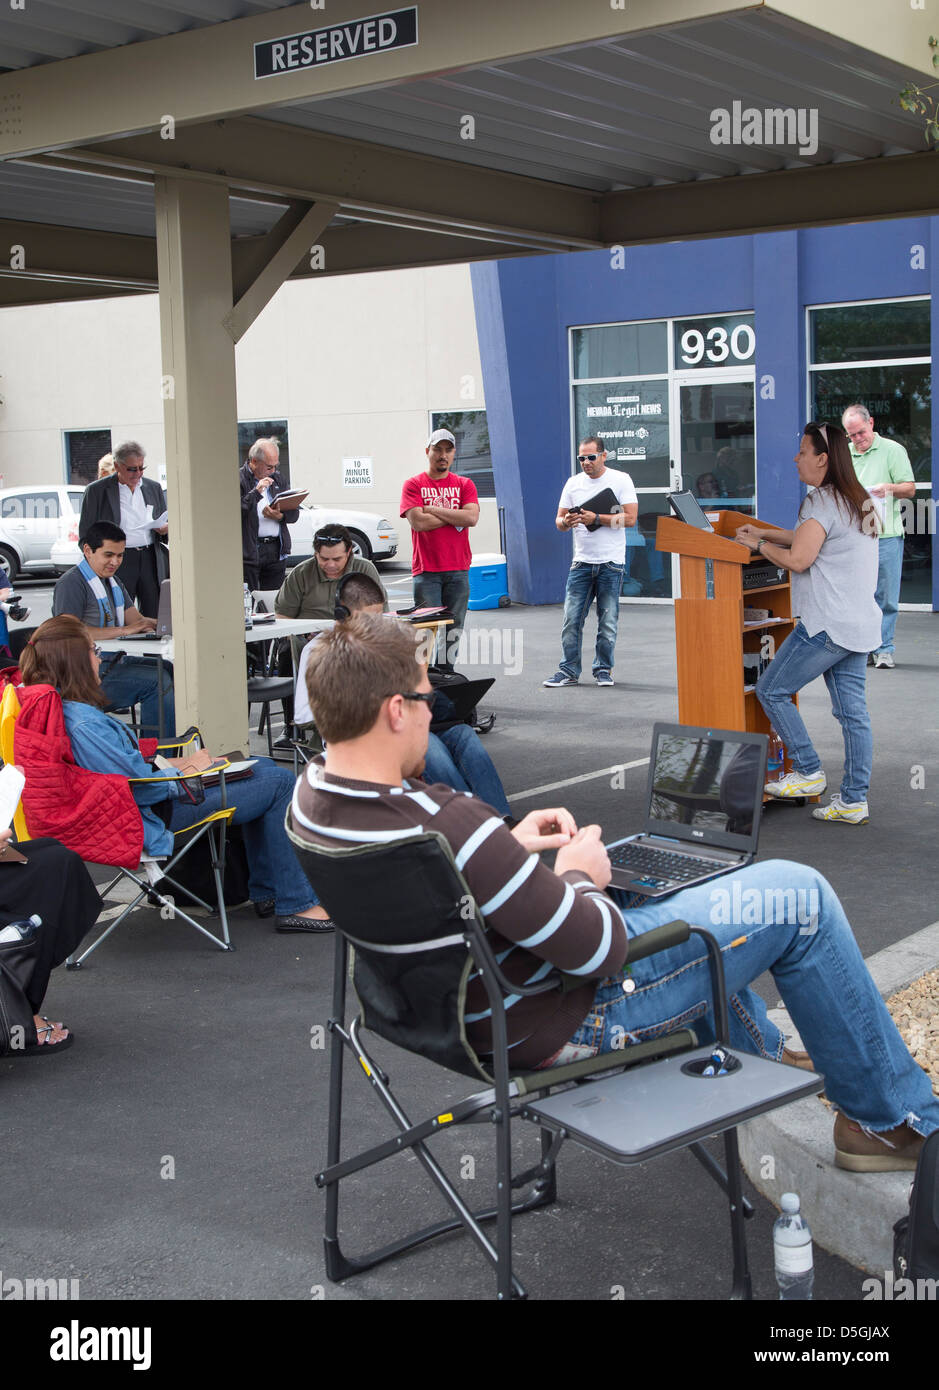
[274,525,387,621]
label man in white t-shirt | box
[543,436,638,688]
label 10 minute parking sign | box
[254,8,418,80]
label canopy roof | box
[0,0,935,308]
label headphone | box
[334,573,354,622]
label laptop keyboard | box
[609,845,721,883]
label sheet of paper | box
[147,510,169,530]
[0,763,25,830]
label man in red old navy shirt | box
[400,428,479,672]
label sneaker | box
[873,652,895,669]
[764,770,827,798]
[812,795,869,824]
[543,673,578,687]
[834,1113,925,1172]
[595,672,615,687]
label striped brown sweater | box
[291,762,629,1069]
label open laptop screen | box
[645,724,768,852]
[667,490,714,531]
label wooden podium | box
[656,510,797,769]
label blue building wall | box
[471,217,937,609]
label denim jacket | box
[62,700,181,856]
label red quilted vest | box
[13,684,146,868]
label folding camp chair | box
[287,826,823,1301]
[0,682,236,967]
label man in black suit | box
[240,438,300,593]
[78,441,168,618]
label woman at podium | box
[735,421,880,825]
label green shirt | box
[274,555,387,620]
[849,433,914,539]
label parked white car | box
[286,503,398,564]
[49,498,398,574]
[0,484,85,580]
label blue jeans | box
[874,535,903,655]
[756,622,872,804]
[563,861,939,1135]
[422,725,510,817]
[558,561,624,680]
[100,655,175,739]
[168,759,316,916]
[414,570,470,671]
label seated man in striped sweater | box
[289,613,939,1175]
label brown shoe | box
[833,1113,925,1172]
[782,1047,815,1071]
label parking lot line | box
[509,757,650,803]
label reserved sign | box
[254,8,418,80]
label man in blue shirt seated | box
[52,521,175,738]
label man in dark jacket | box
[78,441,168,617]
[240,438,300,592]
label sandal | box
[20,1016,74,1057]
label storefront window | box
[571,321,667,380]
[808,299,932,606]
[571,379,670,490]
[429,410,494,498]
[238,420,290,483]
[810,300,930,365]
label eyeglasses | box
[120,464,145,473]
[396,691,435,708]
[91,644,103,657]
[577,453,601,462]
[315,535,347,548]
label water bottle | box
[773,1192,814,1300]
[0,914,41,944]
[243,582,253,630]
[766,730,784,778]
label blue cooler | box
[468,552,509,610]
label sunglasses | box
[577,453,601,462]
[91,644,103,657]
[396,691,435,707]
[121,464,146,473]
[315,535,347,548]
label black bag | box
[428,667,496,736]
[168,822,252,908]
[0,922,41,1056]
[893,1130,939,1285]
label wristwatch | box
[756,537,765,553]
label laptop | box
[605,723,768,898]
[155,580,173,636]
[115,580,172,640]
[429,677,495,729]
[667,490,715,531]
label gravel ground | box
[888,969,939,1092]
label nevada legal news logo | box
[710,101,819,157]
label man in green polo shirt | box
[842,404,916,669]
[274,524,387,621]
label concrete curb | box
[738,919,939,1274]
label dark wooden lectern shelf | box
[656,509,805,792]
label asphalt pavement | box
[2,572,937,1303]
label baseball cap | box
[426,429,456,449]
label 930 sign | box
[675,314,755,368]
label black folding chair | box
[287,826,822,1300]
